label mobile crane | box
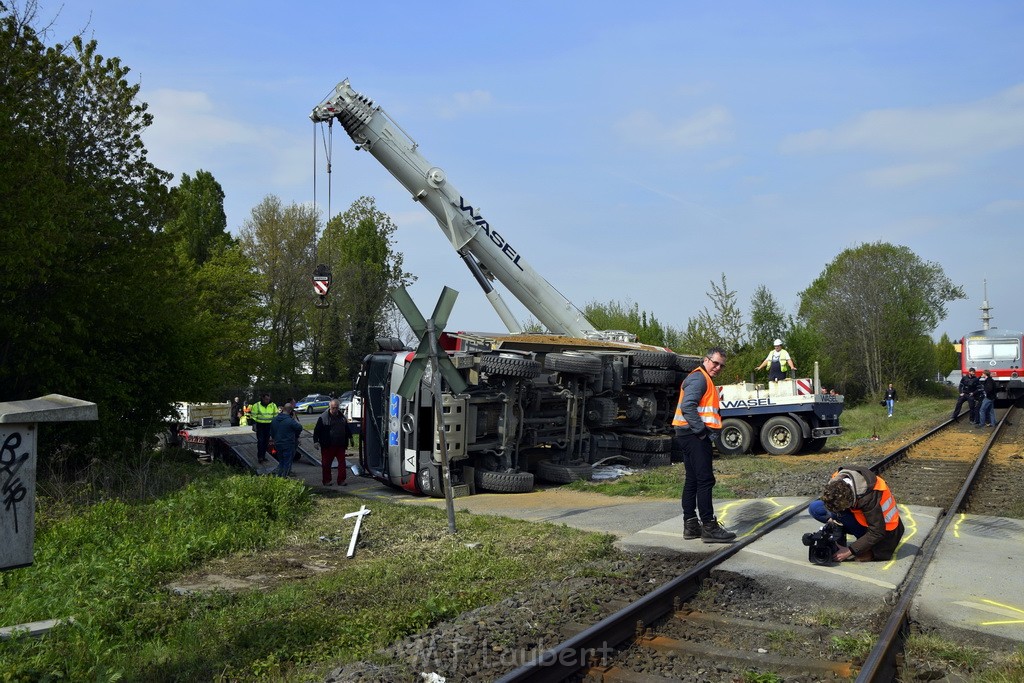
[310,80,841,496]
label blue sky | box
[47,1,1024,347]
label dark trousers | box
[321,445,347,484]
[951,395,974,420]
[273,444,296,477]
[255,423,271,461]
[675,429,716,522]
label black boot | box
[683,517,701,540]
[701,517,736,544]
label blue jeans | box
[809,499,868,540]
[273,444,296,477]
[886,399,894,416]
[979,398,995,427]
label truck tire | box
[475,469,534,493]
[760,416,804,456]
[630,368,677,385]
[620,433,672,452]
[631,350,676,368]
[675,354,701,372]
[646,452,671,467]
[623,449,649,467]
[536,459,592,483]
[804,437,827,453]
[480,354,542,379]
[717,418,753,456]
[544,352,602,376]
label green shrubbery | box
[0,475,310,680]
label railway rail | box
[495,405,1019,683]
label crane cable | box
[312,119,335,308]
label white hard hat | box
[773,339,783,346]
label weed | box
[742,671,783,683]
[906,632,986,669]
[810,608,845,630]
[831,632,874,659]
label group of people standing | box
[228,394,354,483]
[951,367,998,427]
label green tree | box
[583,300,677,347]
[239,195,318,385]
[935,332,959,378]
[748,285,788,350]
[798,242,965,398]
[680,274,743,356]
[313,196,411,385]
[0,5,192,452]
[164,169,230,266]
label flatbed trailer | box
[178,426,321,474]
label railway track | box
[495,405,1019,683]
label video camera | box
[801,521,847,565]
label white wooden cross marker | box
[343,505,371,558]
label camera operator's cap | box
[773,338,783,346]
[821,479,855,513]
[969,367,975,372]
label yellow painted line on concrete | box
[883,504,917,571]
[952,599,1024,625]
[739,547,898,589]
[952,511,966,538]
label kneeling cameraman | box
[808,465,905,562]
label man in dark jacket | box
[808,465,904,562]
[313,399,352,486]
[270,403,303,477]
[952,369,978,421]
[978,370,997,428]
[229,396,243,427]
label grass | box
[567,395,954,499]
[0,459,618,681]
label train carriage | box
[960,328,1024,402]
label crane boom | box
[311,79,595,338]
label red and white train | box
[960,328,1024,401]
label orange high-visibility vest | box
[672,365,722,431]
[840,473,900,530]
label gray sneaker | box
[701,517,736,543]
[683,517,701,540]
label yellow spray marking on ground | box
[883,504,917,571]
[952,511,966,538]
[978,599,1024,626]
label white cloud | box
[780,83,1024,156]
[434,90,495,120]
[616,106,733,148]
[143,88,305,182]
[981,199,1024,214]
[862,162,956,188]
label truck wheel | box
[760,416,804,456]
[646,452,671,468]
[675,354,701,372]
[718,419,753,456]
[544,352,602,376]
[804,437,827,453]
[480,354,542,379]
[630,368,677,385]
[631,350,676,368]
[536,459,592,483]
[475,469,534,493]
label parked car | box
[338,390,362,425]
[295,394,332,414]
